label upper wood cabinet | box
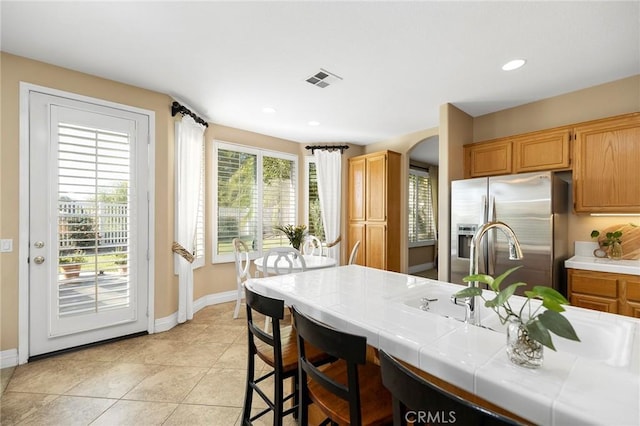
[513,128,571,173]
[573,113,640,213]
[464,139,512,178]
[348,150,401,272]
[464,127,571,178]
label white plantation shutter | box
[214,142,297,262]
[262,154,296,250]
[408,169,435,243]
[57,122,132,317]
[216,145,258,258]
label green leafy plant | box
[590,229,622,247]
[59,249,86,265]
[273,224,307,251]
[114,248,128,265]
[452,267,580,351]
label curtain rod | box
[171,101,209,127]
[305,144,350,155]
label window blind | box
[57,123,132,317]
[408,169,435,243]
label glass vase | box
[608,241,623,260]
[506,318,543,368]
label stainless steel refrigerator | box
[450,171,568,294]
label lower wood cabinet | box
[567,269,640,318]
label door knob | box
[33,256,45,264]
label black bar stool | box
[379,350,521,425]
[291,305,393,425]
[242,287,329,425]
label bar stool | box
[291,305,393,425]
[379,350,520,425]
[242,287,329,425]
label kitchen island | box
[246,265,640,426]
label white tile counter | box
[246,265,640,426]
[565,241,640,275]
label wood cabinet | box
[567,268,640,317]
[464,139,512,178]
[572,113,640,213]
[513,128,571,173]
[464,127,571,178]
[348,150,401,272]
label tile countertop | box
[565,241,640,275]
[246,265,640,426]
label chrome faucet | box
[454,221,524,326]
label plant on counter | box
[591,228,623,259]
[453,266,580,368]
[273,224,307,251]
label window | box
[213,142,298,262]
[305,157,325,241]
[408,168,435,245]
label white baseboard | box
[408,262,435,274]
[1,348,18,369]
[154,290,239,333]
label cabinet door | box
[569,270,618,298]
[622,278,640,318]
[366,154,387,221]
[513,128,571,173]
[464,139,512,178]
[573,113,640,213]
[570,294,618,314]
[365,223,386,270]
[348,223,365,266]
[348,157,366,221]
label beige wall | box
[364,128,439,272]
[0,53,306,353]
[438,104,474,280]
[472,75,640,253]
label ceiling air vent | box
[305,68,343,88]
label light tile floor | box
[0,301,296,425]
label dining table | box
[253,254,336,275]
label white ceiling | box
[2,1,638,150]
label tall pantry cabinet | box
[348,150,401,272]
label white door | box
[28,91,150,357]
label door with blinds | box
[28,90,150,357]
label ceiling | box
[2,1,638,151]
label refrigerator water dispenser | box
[457,224,477,259]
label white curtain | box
[314,150,342,262]
[175,115,204,323]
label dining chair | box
[302,235,323,256]
[379,349,519,425]
[232,238,251,319]
[242,287,331,426]
[291,305,393,425]
[261,247,306,277]
[348,240,361,265]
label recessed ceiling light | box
[262,107,276,114]
[308,121,320,126]
[502,59,526,71]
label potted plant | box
[59,249,85,279]
[273,224,307,251]
[453,266,580,368]
[591,229,623,259]
[114,249,128,274]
